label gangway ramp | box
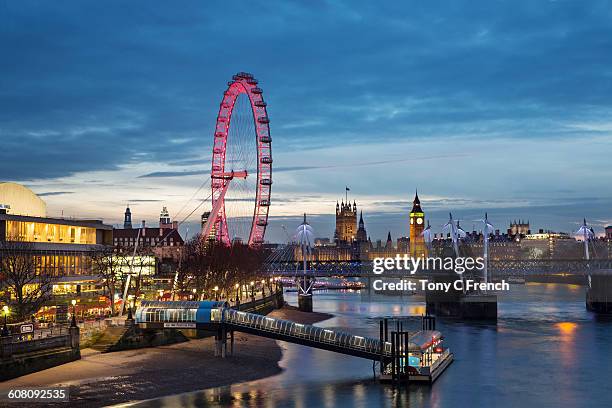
[224,309,391,360]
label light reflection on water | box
[132,284,612,408]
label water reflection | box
[556,321,578,335]
[130,284,611,408]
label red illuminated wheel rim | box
[211,72,272,246]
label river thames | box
[130,283,612,408]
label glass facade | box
[52,282,100,295]
[114,255,156,277]
[33,253,93,276]
[6,220,97,244]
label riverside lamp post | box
[261,279,266,297]
[235,284,240,305]
[1,305,9,337]
[192,288,197,300]
[213,286,219,301]
[71,299,77,327]
[273,276,280,292]
[250,281,255,300]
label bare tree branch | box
[0,238,55,321]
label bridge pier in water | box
[425,274,497,321]
[586,270,612,314]
[297,274,314,312]
[298,293,313,312]
[214,327,223,357]
[214,326,234,358]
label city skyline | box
[66,194,608,245]
[3,1,612,243]
[2,3,612,405]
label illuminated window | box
[6,221,97,244]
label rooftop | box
[113,227,184,243]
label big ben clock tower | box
[409,190,427,258]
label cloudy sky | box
[2,0,612,242]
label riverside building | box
[0,182,113,317]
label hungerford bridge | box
[262,216,611,279]
[262,257,612,278]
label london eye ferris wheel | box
[202,72,272,246]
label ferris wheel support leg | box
[202,179,232,241]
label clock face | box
[416,217,423,225]
[410,218,414,225]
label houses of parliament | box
[295,190,612,263]
[300,191,427,261]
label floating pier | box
[378,316,454,383]
[135,302,454,384]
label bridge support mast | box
[296,214,314,312]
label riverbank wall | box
[0,326,80,381]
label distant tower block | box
[124,205,133,229]
[409,191,427,258]
[201,211,217,241]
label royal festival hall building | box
[0,182,113,319]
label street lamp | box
[276,276,282,290]
[158,290,164,300]
[213,286,219,301]
[71,299,77,327]
[250,281,255,300]
[235,283,240,304]
[192,288,197,300]
[2,305,9,337]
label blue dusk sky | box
[1,1,612,243]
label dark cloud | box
[2,0,612,182]
[138,170,209,178]
[167,158,208,167]
[37,191,75,197]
